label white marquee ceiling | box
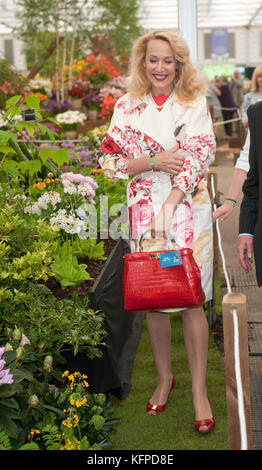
[1,0,262,34]
[139,0,262,30]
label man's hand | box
[237,235,254,273]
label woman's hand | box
[154,143,185,175]
[150,204,175,238]
[212,204,234,223]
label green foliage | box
[16,0,142,76]
[0,94,70,179]
[51,255,92,288]
[0,59,28,108]
[91,0,142,56]
[0,430,12,450]
[57,238,106,261]
[1,283,107,357]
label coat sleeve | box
[172,96,216,195]
[235,130,250,172]
[239,105,259,235]
[97,95,130,181]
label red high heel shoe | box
[195,399,215,433]
[146,375,176,415]
[195,416,215,433]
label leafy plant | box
[0,284,107,358]
[51,254,92,288]
[25,371,118,450]
[57,238,106,261]
[0,430,12,450]
[0,94,72,179]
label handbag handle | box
[139,229,176,252]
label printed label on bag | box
[160,251,182,268]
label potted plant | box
[55,110,86,139]
[83,93,103,120]
[68,86,85,110]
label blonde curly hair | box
[127,30,207,103]
[251,64,262,92]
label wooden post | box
[222,292,253,450]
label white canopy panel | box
[197,0,262,28]
[138,0,262,30]
[1,0,262,34]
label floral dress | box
[98,92,216,304]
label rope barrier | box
[210,173,248,450]
[212,107,242,127]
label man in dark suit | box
[238,100,262,286]
[218,75,236,137]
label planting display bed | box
[44,237,118,299]
[44,237,144,400]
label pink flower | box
[0,358,14,386]
[0,347,5,359]
[0,368,14,386]
[20,333,31,347]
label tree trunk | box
[68,21,77,92]
[26,36,64,80]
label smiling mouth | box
[153,74,168,81]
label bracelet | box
[150,153,156,171]
[224,198,237,207]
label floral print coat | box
[98,92,216,303]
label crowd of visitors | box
[207,64,262,138]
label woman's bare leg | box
[182,306,213,431]
[146,310,174,414]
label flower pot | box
[71,98,82,110]
[87,109,98,120]
[65,130,77,139]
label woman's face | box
[143,39,176,96]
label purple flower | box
[20,333,30,347]
[44,98,72,113]
[0,368,14,386]
[82,93,103,105]
[0,358,14,387]
[77,150,93,159]
[0,347,5,359]
[61,142,75,148]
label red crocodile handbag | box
[123,232,205,311]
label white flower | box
[29,77,52,97]
[63,183,77,195]
[24,203,41,216]
[0,112,22,127]
[77,183,95,201]
[55,110,86,125]
[49,208,85,234]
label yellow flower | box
[28,429,41,440]
[62,370,69,378]
[70,396,75,406]
[73,414,79,427]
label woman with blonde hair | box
[98,30,216,433]
[242,64,262,126]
